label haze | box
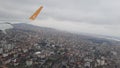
[0,0,120,38]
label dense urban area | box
[0,23,120,68]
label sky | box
[0,0,120,38]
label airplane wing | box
[0,5,43,34]
[29,6,43,20]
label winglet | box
[29,6,43,20]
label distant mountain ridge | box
[12,23,120,45]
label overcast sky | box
[0,0,120,38]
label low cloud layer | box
[0,0,120,37]
[31,19,120,37]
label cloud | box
[31,18,120,37]
[0,0,120,37]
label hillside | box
[13,23,120,45]
[0,23,119,68]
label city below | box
[0,23,120,68]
